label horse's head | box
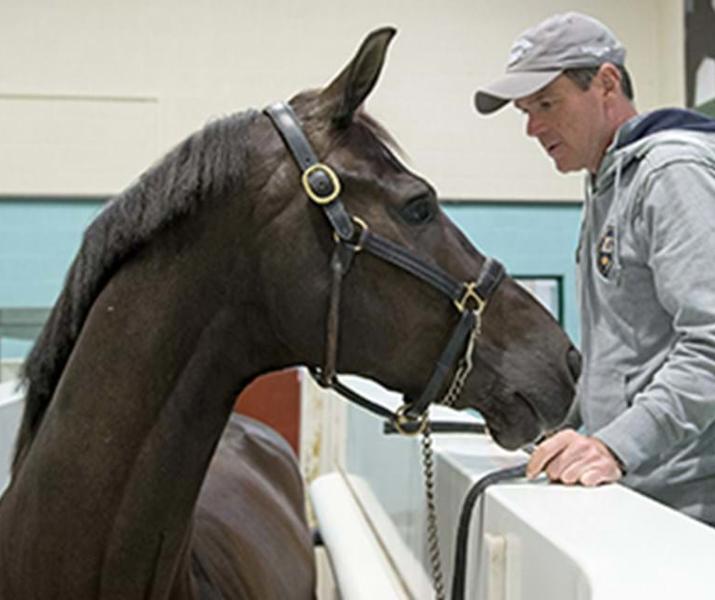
[249,28,579,449]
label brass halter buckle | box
[454,282,486,315]
[302,163,341,205]
[393,403,429,436]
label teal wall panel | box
[443,202,582,342]
[0,198,582,358]
[0,199,104,358]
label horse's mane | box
[13,109,260,474]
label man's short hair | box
[563,65,634,101]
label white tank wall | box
[308,377,715,600]
[0,382,23,494]
[0,1,683,200]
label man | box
[476,12,715,525]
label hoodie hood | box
[615,108,715,150]
[587,108,715,284]
[596,108,715,189]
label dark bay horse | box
[0,27,578,599]
[191,413,313,598]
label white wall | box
[0,1,684,200]
[0,381,23,494]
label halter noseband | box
[264,102,505,434]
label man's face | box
[514,73,611,174]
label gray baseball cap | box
[475,12,626,115]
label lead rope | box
[421,423,446,600]
[420,311,481,600]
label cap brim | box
[475,70,562,115]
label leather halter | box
[264,102,505,433]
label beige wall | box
[0,0,684,200]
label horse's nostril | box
[566,346,582,382]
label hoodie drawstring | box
[611,152,625,283]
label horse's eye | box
[401,196,436,225]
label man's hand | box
[526,429,623,486]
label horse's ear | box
[321,27,397,127]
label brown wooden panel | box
[234,369,301,456]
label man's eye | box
[539,100,553,111]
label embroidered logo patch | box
[596,225,615,277]
[508,38,533,66]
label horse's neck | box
[1,202,277,598]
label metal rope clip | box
[392,403,429,436]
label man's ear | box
[320,27,397,128]
[598,63,622,96]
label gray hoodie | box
[572,108,715,523]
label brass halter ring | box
[454,281,487,315]
[302,163,341,205]
[393,403,429,436]
[333,216,368,251]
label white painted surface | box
[309,376,715,599]
[0,359,22,383]
[0,380,23,494]
[310,473,410,600]
[299,368,347,486]
[436,435,715,600]
[0,1,684,200]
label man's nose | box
[526,113,544,138]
